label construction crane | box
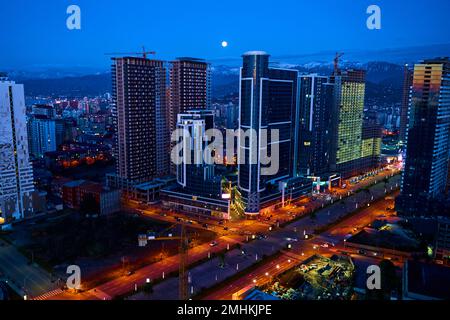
[334,52,344,75]
[146,222,189,300]
[105,46,156,59]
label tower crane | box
[334,52,344,75]
[105,46,157,59]
[146,222,189,300]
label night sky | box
[1,0,450,68]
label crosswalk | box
[32,288,64,300]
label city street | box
[42,170,400,300]
[204,194,399,300]
[0,239,59,299]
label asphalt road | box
[44,169,400,300]
[0,239,58,299]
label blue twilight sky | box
[1,0,450,69]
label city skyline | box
[1,1,450,306]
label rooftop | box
[406,260,450,299]
[243,50,269,56]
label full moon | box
[221,41,228,48]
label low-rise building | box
[402,260,450,300]
[62,180,120,215]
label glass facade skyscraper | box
[330,69,367,178]
[397,58,450,217]
[297,75,334,177]
[238,52,298,215]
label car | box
[126,271,134,276]
[223,227,229,231]
[202,223,208,228]
[188,220,193,224]
[358,249,366,255]
[209,241,218,247]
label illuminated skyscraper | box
[330,69,367,178]
[0,74,34,223]
[110,57,168,189]
[399,65,414,144]
[238,51,299,215]
[397,58,450,217]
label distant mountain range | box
[21,73,111,97]
[6,43,449,101]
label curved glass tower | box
[238,51,270,215]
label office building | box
[297,74,334,177]
[160,110,228,219]
[0,74,35,223]
[176,110,221,197]
[330,69,367,178]
[32,104,55,118]
[397,58,450,217]
[27,115,57,158]
[238,51,308,215]
[360,116,382,172]
[110,56,169,190]
[399,65,414,144]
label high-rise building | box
[169,57,211,133]
[330,69,367,178]
[32,104,55,118]
[27,115,57,158]
[297,74,334,177]
[399,65,414,144]
[111,57,168,188]
[238,51,299,215]
[360,115,382,172]
[0,75,35,222]
[176,110,221,197]
[397,58,450,217]
[55,118,75,147]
